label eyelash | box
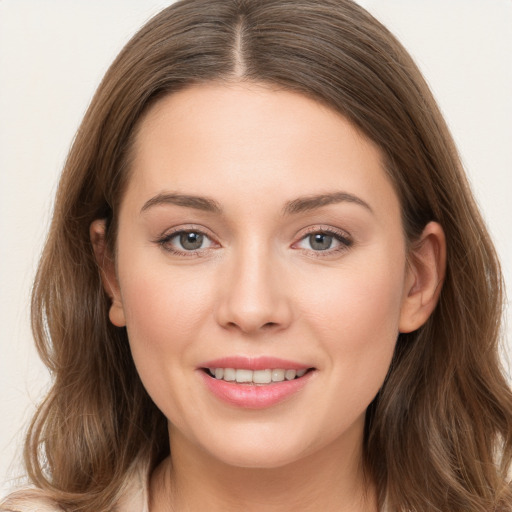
[155,226,353,257]
[292,226,353,257]
[155,227,218,256]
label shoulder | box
[1,459,149,512]
[0,489,63,512]
[1,457,150,512]
[114,457,150,512]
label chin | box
[209,444,308,470]
[196,424,317,470]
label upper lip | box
[199,356,313,371]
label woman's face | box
[109,83,415,468]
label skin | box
[91,82,445,511]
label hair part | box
[6,1,511,511]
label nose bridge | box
[215,236,292,334]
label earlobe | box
[90,219,126,327]
[399,221,446,333]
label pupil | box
[180,232,203,250]
[310,233,332,251]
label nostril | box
[223,320,279,333]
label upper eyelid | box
[154,226,219,250]
[157,225,216,240]
[295,225,352,240]
[153,224,353,248]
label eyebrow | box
[283,192,373,215]
[140,190,372,216]
[140,193,222,214]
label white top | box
[0,461,149,512]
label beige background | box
[1,0,511,493]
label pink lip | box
[197,356,315,409]
[200,356,310,371]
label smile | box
[206,367,309,384]
[199,357,316,408]
[199,358,316,408]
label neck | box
[150,422,378,512]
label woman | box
[1,0,511,510]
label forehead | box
[124,82,399,219]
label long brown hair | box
[3,0,511,510]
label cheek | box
[116,261,217,426]
[299,248,406,394]
[301,253,405,340]
[116,251,214,373]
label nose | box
[214,244,294,335]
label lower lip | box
[199,370,314,409]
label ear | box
[90,219,126,327]
[399,221,446,333]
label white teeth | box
[253,369,272,384]
[271,369,285,382]
[285,369,297,381]
[209,367,309,384]
[223,368,236,381]
[235,369,253,383]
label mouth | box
[198,357,316,408]
[203,367,315,385]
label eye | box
[305,233,335,251]
[158,229,217,254]
[294,229,352,253]
[177,231,208,250]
